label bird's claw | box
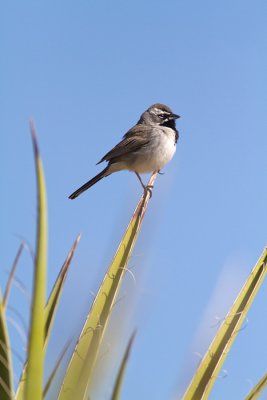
[144,184,154,198]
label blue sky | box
[1,1,267,399]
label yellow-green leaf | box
[16,236,80,400]
[0,293,13,400]
[43,341,71,397]
[45,235,80,339]
[183,247,267,400]
[244,371,267,400]
[111,331,136,400]
[25,122,48,400]
[58,172,158,400]
[3,242,24,308]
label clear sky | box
[1,1,267,399]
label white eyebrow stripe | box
[151,108,170,115]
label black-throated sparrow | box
[69,103,180,199]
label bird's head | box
[138,103,180,128]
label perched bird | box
[69,103,180,199]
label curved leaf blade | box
[0,293,13,400]
[16,236,80,400]
[111,331,136,400]
[25,122,48,400]
[3,242,24,308]
[58,173,157,400]
[183,247,267,400]
[45,235,80,339]
[244,372,267,400]
[43,341,71,397]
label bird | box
[69,103,180,199]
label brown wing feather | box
[97,125,152,164]
[122,124,152,139]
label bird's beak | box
[171,113,180,120]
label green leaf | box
[0,293,13,400]
[111,331,136,400]
[183,247,267,400]
[58,172,158,400]
[244,372,267,400]
[16,236,80,400]
[43,341,71,398]
[25,122,48,400]
[45,235,80,340]
[3,242,24,308]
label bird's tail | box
[69,166,110,199]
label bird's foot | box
[135,172,154,198]
[144,184,154,198]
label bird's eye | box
[159,114,166,119]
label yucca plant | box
[1,123,267,400]
[2,123,156,399]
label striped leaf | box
[244,371,267,400]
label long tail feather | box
[69,166,109,199]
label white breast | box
[131,127,176,173]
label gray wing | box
[97,125,152,164]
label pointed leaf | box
[58,172,158,399]
[45,235,80,339]
[16,236,80,400]
[3,242,24,308]
[25,122,48,400]
[111,331,136,400]
[183,247,267,400]
[43,340,71,397]
[244,372,267,400]
[0,293,13,400]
